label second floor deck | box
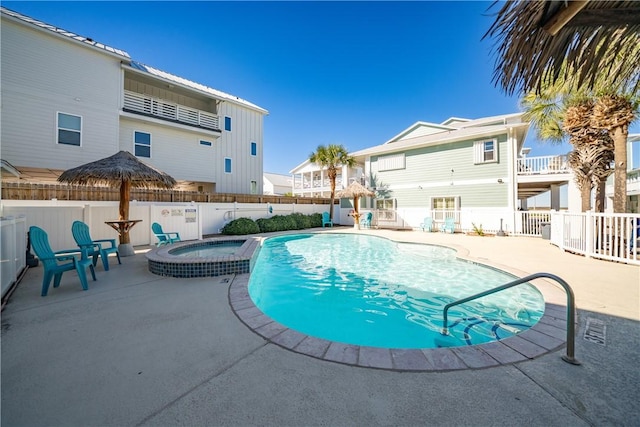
[123,90,221,132]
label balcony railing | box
[518,155,569,175]
[123,90,220,131]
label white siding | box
[119,118,219,183]
[215,102,264,194]
[1,18,122,170]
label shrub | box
[221,217,260,235]
[308,213,322,228]
[224,212,324,235]
[471,222,485,236]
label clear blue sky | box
[6,1,636,175]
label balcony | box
[518,155,569,175]
[123,90,220,132]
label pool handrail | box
[441,272,580,365]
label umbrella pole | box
[118,181,135,257]
[354,196,361,230]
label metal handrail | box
[441,272,580,365]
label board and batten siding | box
[215,102,264,194]
[370,134,510,208]
[1,17,122,170]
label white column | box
[550,184,561,210]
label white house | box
[290,160,363,198]
[263,172,292,195]
[0,7,268,195]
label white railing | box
[516,210,552,237]
[123,91,220,130]
[551,211,640,265]
[518,155,569,175]
[1,216,27,299]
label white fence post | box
[584,211,593,259]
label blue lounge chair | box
[152,222,181,246]
[72,220,121,271]
[322,212,333,228]
[360,212,373,229]
[440,217,455,234]
[29,226,96,296]
[420,217,433,232]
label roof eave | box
[352,122,530,159]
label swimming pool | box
[248,233,545,349]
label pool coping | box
[229,231,571,371]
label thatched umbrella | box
[58,151,176,255]
[336,181,375,229]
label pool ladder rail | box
[441,272,581,366]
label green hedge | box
[221,212,324,235]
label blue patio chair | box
[152,222,181,246]
[360,212,373,229]
[420,217,433,232]
[440,217,455,234]
[322,212,333,228]
[29,226,96,296]
[72,220,121,271]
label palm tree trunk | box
[612,125,628,213]
[328,167,337,221]
[594,180,606,213]
[580,183,592,212]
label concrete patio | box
[1,228,639,426]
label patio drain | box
[583,318,606,346]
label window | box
[200,140,212,147]
[250,180,258,194]
[224,157,232,173]
[474,139,497,163]
[431,196,460,221]
[134,131,151,158]
[378,153,405,171]
[250,141,257,156]
[57,112,82,146]
[224,116,232,131]
[375,198,396,221]
[375,198,396,210]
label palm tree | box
[564,100,615,212]
[591,94,637,213]
[520,77,632,213]
[309,144,355,222]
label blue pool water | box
[248,233,545,349]
[171,241,243,257]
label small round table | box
[104,219,142,257]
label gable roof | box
[351,113,529,159]
[264,173,292,187]
[384,121,457,144]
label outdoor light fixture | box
[498,178,504,183]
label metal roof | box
[1,6,130,59]
[2,6,268,114]
[128,62,268,114]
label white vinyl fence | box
[1,216,27,300]
[550,211,640,265]
[367,207,551,236]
